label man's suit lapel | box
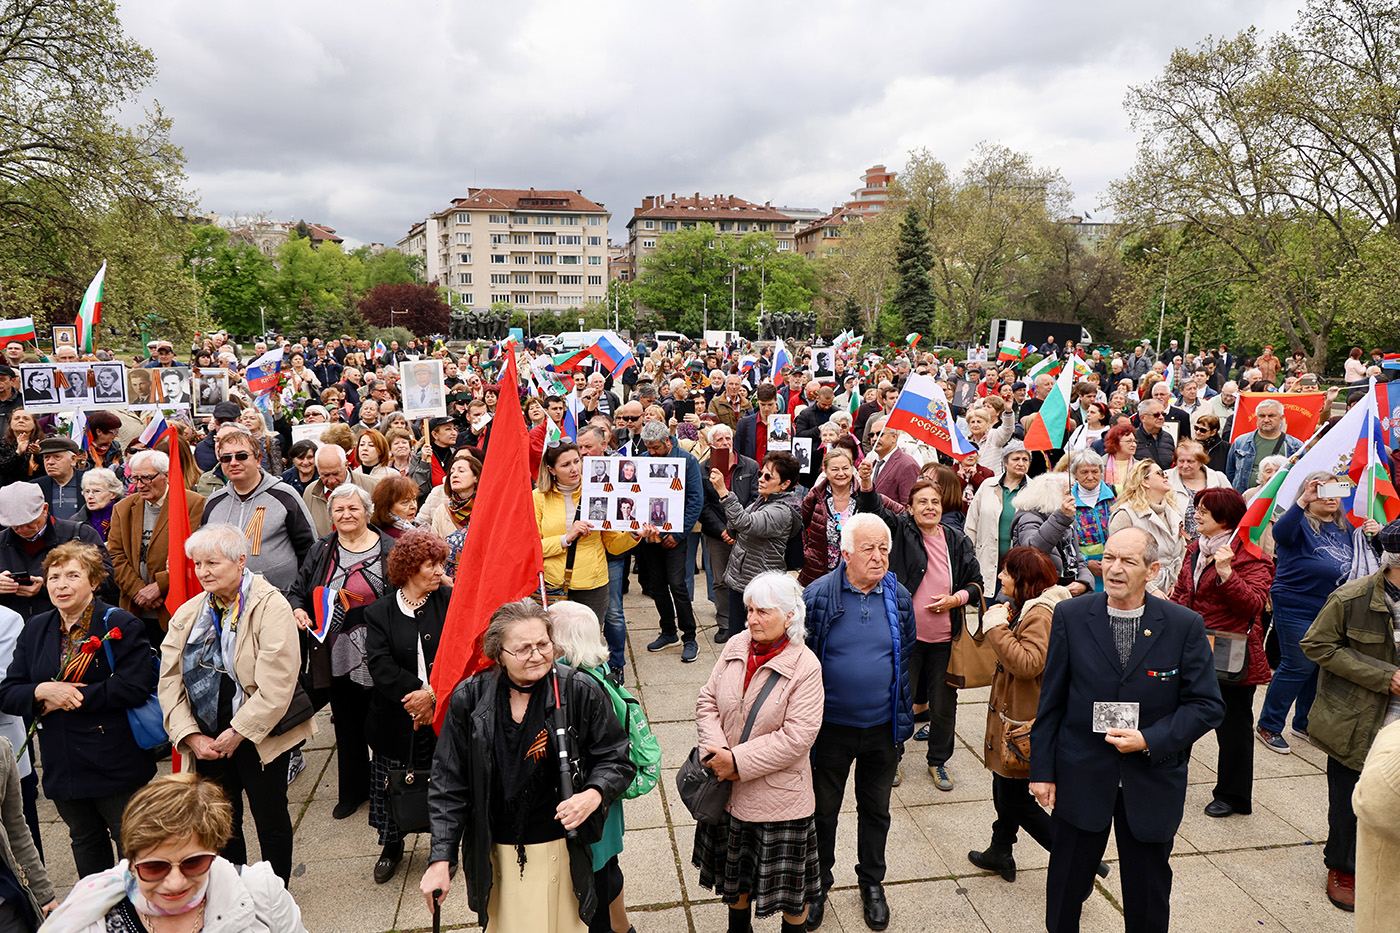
[1085,594,1122,672]
[1121,598,1166,679]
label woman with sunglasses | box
[1193,413,1229,474]
[160,524,316,886]
[42,773,306,933]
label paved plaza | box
[35,587,1356,932]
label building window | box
[536,215,555,225]
[587,236,602,246]
[538,294,555,305]
[490,234,508,245]
[560,215,578,225]
[514,254,530,265]
[644,220,655,230]
[588,255,602,265]
[589,216,603,226]
[641,239,655,249]
[513,233,530,245]
[537,273,555,284]
[458,253,471,264]
[562,295,583,306]
[456,273,470,285]
[514,273,530,284]
[491,273,509,284]
[536,233,554,245]
[619,270,630,281]
[560,274,583,285]
[777,240,792,250]
[460,293,473,304]
[489,214,508,224]
[738,223,749,232]
[491,293,509,303]
[758,223,768,232]
[779,223,791,232]
[538,254,554,265]
[455,232,471,245]
[588,275,603,286]
[455,212,469,224]
[556,235,580,246]
[513,293,529,305]
[490,254,507,264]
[559,255,581,265]
[661,221,677,232]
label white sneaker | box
[287,749,306,786]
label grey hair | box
[1256,454,1290,477]
[742,571,807,641]
[186,523,250,562]
[316,444,348,467]
[829,409,853,429]
[839,512,892,555]
[1069,449,1104,476]
[576,423,608,448]
[81,467,126,499]
[129,450,169,474]
[669,378,687,392]
[639,420,670,444]
[327,482,372,510]
[1382,550,1400,570]
[482,599,554,664]
[707,422,733,441]
[547,601,609,670]
[1256,399,1285,417]
[1011,471,1069,514]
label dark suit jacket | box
[871,448,920,507]
[1030,592,1224,842]
[735,411,763,461]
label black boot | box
[782,919,806,933]
[968,842,1016,882]
[373,841,403,884]
[727,904,752,933]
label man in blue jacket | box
[634,420,704,662]
[1030,527,1224,932]
[802,513,915,932]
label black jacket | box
[794,403,835,441]
[364,587,448,759]
[287,529,396,691]
[0,600,156,800]
[699,453,759,539]
[861,489,984,639]
[0,518,113,618]
[428,663,635,928]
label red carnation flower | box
[107,628,122,641]
[80,636,102,655]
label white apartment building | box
[397,188,612,311]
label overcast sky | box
[120,0,1302,249]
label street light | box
[1144,248,1170,357]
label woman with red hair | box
[1101,420,1139,492]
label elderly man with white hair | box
[801,513,915,931]
[107,449,206,644]
[302,442,380,536]
[1225,397,1303,492]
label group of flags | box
[548,331,636,377]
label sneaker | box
[606,666,625,688]
[929,764,954,791]
[913,725,930,742]
[891,767,902,788]
[681,641,699,663]
[287,749,306,786]
[1256,726,1291,755]
[1289,725,1310,743]
[647,633,679,652]
[713,628,730,644]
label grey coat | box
[0,735,52,920]
[1010,508,1093,590]
[721,489,802,591]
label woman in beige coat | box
[1108,459,1185,596]
[158,523,316,885]
[693,571,825,932]
[965,443,1032,596]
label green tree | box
[889,207,938,339]
[842,296,863,333]
[184,225,278,335]
[355,247,419,289]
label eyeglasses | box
[218,452,252,464]
[132,853,217,883]
[616,415,639,423]
[129,473,161,485]
[501,641,553,660]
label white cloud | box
[119,0,1303,244]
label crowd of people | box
[0,329,1391,933]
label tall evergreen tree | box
[890,207,937,340]
[842,296,863,334]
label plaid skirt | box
[692,812,820,918]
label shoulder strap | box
[739,671,780,744]
[99,607,118,670]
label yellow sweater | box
[535,489,639,590]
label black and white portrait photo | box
[793,437,813,473]
[57,364,90,404]
[127,368,157,408]
[91,363,126,406]
[648,462,677,480]
[195,371,229,415]
[812,347,836,382]
[588,497,607,522]
[21,366,59,406]
[616,497,637,521]
[157,368,190,408]
[590,460,611,484]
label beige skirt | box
[486,838,586,933]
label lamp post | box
[1145,248,1170,357]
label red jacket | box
[1169,539,1275,686]
[797,479,904,586]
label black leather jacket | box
[428,663,635,927]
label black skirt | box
[692,812,820,918]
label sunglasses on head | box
[132,852,216,883]
[218,451,252,464]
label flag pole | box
[1230,422,1329,551]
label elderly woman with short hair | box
[75,467,126,541]
[159,523,315,885]
[1167,439,1230,542]
[288,482,395,824]
[420,600,634,933]
[0,542,156,879]
[1068,450,1115,592]
[693,572,824,933]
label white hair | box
[81,467,126,499]
[1255,399,1285,417]
[547,602,610,669]
[669,378,687,392]
[742,572,807,642]
[1011,471,1069,515]
[839,512,891,555]
[186,523,250,562]
[1069,449,1104,477]
[327,482,372,509]
[316,444,348,468]
[1256,454,1290,477]
[129,450,169,474]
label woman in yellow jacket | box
[536,441,639,623]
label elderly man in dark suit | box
[865,415,920,506]
[1030,526,1224,933]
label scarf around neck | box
[1193,530,1233,588]
[493,669,554,873]
[745,634,789,690]
[449,487,475,529]
[125,868,209,918]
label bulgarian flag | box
[1026,355,1063,380]
[1023,357,1074,451]
[1234,461,1291,558]
[76,262,106,353]
[997,339,1025,363]
[905,333,921,350]
[0,318,36,344]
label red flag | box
[1229,391,1327,442]
[163,427,200,618]
[430,352,543,732]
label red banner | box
[1229,391,1326,442]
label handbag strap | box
[738,671,780,744]
[98,608,118,673]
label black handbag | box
[269,682,315,737]
[676,672,779,823]
[387,728,432,835]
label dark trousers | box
[990,773,1052,851]
[1325,756,1361,874]
[728,590,747,640]
[907,640,956,766]
[196,741,294,884]
[1212,684,1257,813]
[329,674,373,808]
[812,721,897,890]
[1046,788,1173,933]
[0,898,33,933]
[641,541,696,641]
[19,771,39,862]
[589,854,624,933]
[52,791,132,879]
[545,583,610,626]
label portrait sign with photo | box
[19,364,62,412]
[792,436,813,473]
[400,359,446,420]
[19,362,129,412]
[581,456,686,533]
[51,325,77,353]
[766,414,792,452]
[89,362,128,408]
[56,364,91,407]
[194,369,230,416]
[127,367,160,410]
[812,347,836,383]
[153,368,193,413]
[951,379,977,410]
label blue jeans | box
[1257,609,1318,734]
[604,556,628,671]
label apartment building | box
[619,194,798,282]
[795,208,861,260]
[844,164,895,216]
[397,188,612,310]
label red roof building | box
[620,193,798,281]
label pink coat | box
[695,631,825,823]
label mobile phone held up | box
[1316,481,1348,499]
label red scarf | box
[744,634,789,689]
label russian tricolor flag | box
[590,332,635,377]
[885,374,976,460]
[772,338,790,386]
[310,586,337,643]
[138,414,168,448]
[245,347,284,395]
